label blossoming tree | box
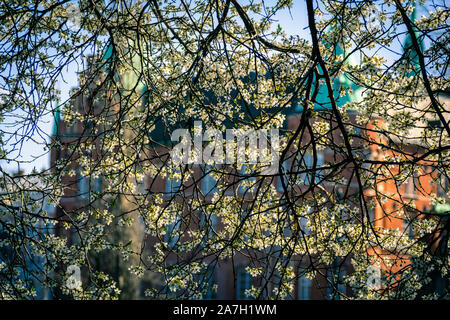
[0,0,449,299]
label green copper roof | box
[435,203,450,215]
[52,103,60,136]
[103,42,114,62]
[404,2,424,77]
[294,41,362,113]
[52,43,115,138]
[313,67,362,111]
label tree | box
[0,0,449,299]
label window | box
[236,266,252,300]
[276,151,324,189]
[165,216,181,248]
[327,266,346,300]
[65,121,78,136]
[367,207,375,223]
[404,173,416,198]
[299,215,310,235]
[78,171,89,200]
[200,212,218,241]
[92,176,101,194]
[203,267,217,300]
[202,165,217,195]
[298,270,312,300]
[82,119,93,135]
[166,172,181,195]
[428,120,443,130]
[78,172,101,200]
[238,165,256,194]
[297,151,324,185]
[402,215,414,239]
[135,177,146,195]
[437,174,449,199]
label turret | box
[403,1,424,77]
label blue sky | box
[0,58,81,174]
